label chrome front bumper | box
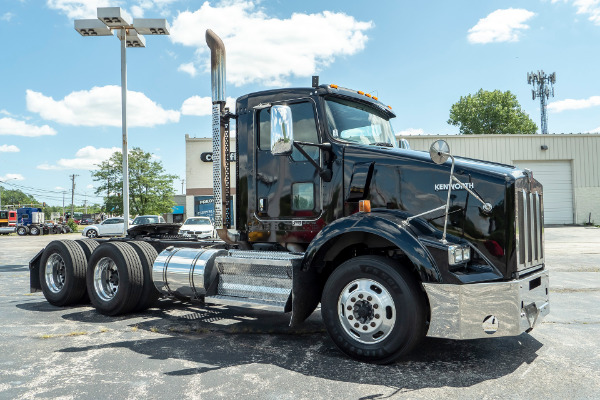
[423,269,549,340]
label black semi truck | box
[29,30,549,363]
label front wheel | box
[86,229,98,238]
[17,226,28,236]
[321,256,427,364]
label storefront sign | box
[200,152,236,162]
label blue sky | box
[1,0,600,207]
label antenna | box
[527,70,556,134]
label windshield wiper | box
[370,142,394,147]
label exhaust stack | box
[206,29,236,243]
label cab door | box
[255,100,322,225]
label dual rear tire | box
[39,240,160,315]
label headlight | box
[448,245,471,265]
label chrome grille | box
[516,188,544,271]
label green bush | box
[66,218,78,232]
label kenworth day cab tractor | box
[29,30,549,363]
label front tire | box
[17,226,28,236]
[86,242,144,316]
[39,240,88,306]
[321,256,427,364]
[86,229,98,238]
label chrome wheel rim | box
[87,230,97,238]
[338,278,396,344]
[93,257,119,301]
[45,253,66,293]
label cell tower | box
[527,70,556,134]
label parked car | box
[81,217,132,238]
[178,216,214,238]
[80,218,94,225]
[131,215,166,225]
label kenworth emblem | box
[434,182,474,191]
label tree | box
[448,89,538,135]
[92,148,178,216]
[0,187,37,207]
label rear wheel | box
[39,240,88,306]
[86,242,144,316]
[30,226,40,235]
[129,241,160,311]
[321,256,427,364]
[73,239,99,303]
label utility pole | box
[70,174,78,219]
[527,70,556,134]
[181,179,185,195]
[62,191,65,220]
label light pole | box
[74,7,170,234]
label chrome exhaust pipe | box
[206,29,235,244]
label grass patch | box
[131,325,139,332]
[150,327,159,333]
[67,331,88,337]
[40,334,56,339]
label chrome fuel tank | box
[152,247,226,301]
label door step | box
[210,250,303,307]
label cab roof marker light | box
[387,105,393,110]
[373,96,378,100]
[330,84,338,89]
[365,93,372,98]
[357,90,364,95]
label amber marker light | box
[357,90,364,95]
[373,96,378,100]
[387,105,393,109]
[359,200,371,212]
[330,84,338,89]
[365,93,372,98]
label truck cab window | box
[258,102,320,161]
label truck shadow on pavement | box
[52,299,543,392]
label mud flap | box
[288,264,321,327]
[29,249,44,292]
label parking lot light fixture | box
[73,7,170,235]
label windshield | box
[324,97,397,147]
[184,218,211,225]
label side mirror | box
[429,140,450,164]
[271,105,294,155]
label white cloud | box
[0,145,20,153]
[0,110,11,116]
[170,1,373,86]
[37,146,120,170]
[86,184,95,189]
[0,117,57,137]
[468,8,536,44]
[1,12,14,22]
[548,96,600,112]
[591,126,600,133]
[181,96,236,116]
[553,0,600,25]
[178,62,197,77]
[26,86,180,127]
[47,0,176,20]
[55,186,66,191]
[0,173,25,181]
[46,0,117,19]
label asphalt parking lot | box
[0,228,599,399]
